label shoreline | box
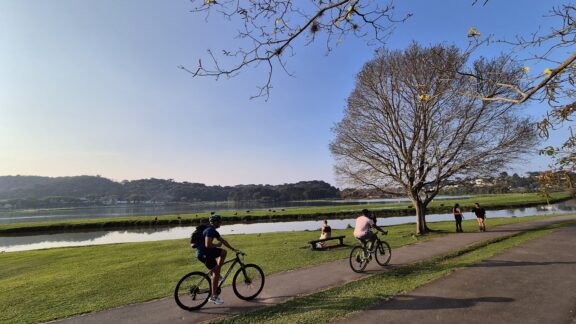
[0,193,572,235]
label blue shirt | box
[196,225,221,257]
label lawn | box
[0,214,570,323]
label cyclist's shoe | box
[210,295,224,305]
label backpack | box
[190,224,208,249]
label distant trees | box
[0,176,340,208]
[330,43,539,234]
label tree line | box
[0,176,340,209]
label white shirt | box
[354,215,374,238]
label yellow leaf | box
[467,27,481,38]
[544,68,552,75]
[275,18,280,26]
[523,67,530,72]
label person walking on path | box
[317,219,332,248]
[471,202,487,232]
[196,214,239,305]
[354,209,387,251]
[453,203,463,233]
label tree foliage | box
[330,43,539,234]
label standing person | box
[317,219,332,248]
[196,214,239,305]
[471,202,487,232]
[353,209,387,251]
[453,203,463,233]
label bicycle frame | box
[208,252,247,291]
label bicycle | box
[349,231,392,273]
[174,251,265,310]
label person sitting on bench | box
[317,219,332,248]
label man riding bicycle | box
[353,209,387,251]
[196,214,239,305]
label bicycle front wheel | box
[174,271,211,311]
[375,240,392,266]
[349,246,369,273]
[233,264,265,300]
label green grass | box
[0,192,571,234]
[217,220,576,324]
[0,215,570,324]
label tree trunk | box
[412,197,428,235]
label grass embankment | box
[0,192,571,234]
[219,220,576,324]
[0,215,571,324]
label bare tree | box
[330,44,539,235]
[181,0,409,99]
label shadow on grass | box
[471,259,576,268]
[369,294,514,310]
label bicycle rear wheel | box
[374,240,392,266]
[233,264,265,300]
[174,271,211,311]
[349,246,369,273]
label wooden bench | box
[308,235,346,250]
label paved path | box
[53,215,576,324]
[338,223,576,324]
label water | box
[0,196,469,224]
[1,200,574,252]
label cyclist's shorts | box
[355,231,376,243]
[198,248,223,270]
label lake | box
[0,196,469,224]
[1,199,574,252]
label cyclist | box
[197,214,239,305]
[353,209,387,251]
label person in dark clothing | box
[471,202,487,232]
[196,214,238,305]
[453,203,463,233]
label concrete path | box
[52,215,576,324]
[338,223,576,324]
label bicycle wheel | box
[232,264,265,300]
[349,246,369,273]
[374,240,392,266]
[174,271,211,311]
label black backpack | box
[190,224,208,249]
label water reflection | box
[1,200,574,252]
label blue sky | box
[0,1,570,186]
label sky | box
[0,0,571,186]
